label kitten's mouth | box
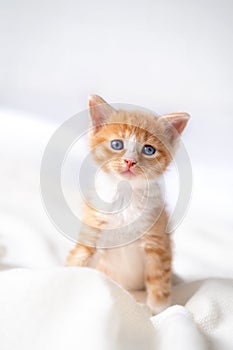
[120,169,136,177]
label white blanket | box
[0,109,233,349]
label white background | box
[1,0,233,164]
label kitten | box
[66,95,189,314]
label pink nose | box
[124,159,136,168]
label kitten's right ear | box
[88,95,115,131]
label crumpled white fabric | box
[185,279,233,350]
[151,279,233,350]
[0,267,156,350]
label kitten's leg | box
[66,225,99,267]
[143,212,172,314]
[66,206,105,267]
[66,242,95,267]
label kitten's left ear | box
[88,95,116,130]
[159,112,190,140]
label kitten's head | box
[88,95,189,182]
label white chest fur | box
[91,171,164,290]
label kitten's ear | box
[88,95,115,130]
[159,112,190,141]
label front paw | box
[66,244,95,267]
[146,296,171,315]
[66,254,89,267]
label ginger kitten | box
[66,95,190,314]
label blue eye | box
[111,140,124,150]
[142,145,156,156]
